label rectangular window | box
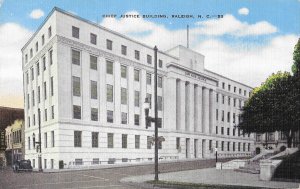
[221,141,224,151]
[248,143,250,151]
[92,158,99,165]
[244,90,247,96]
[121,112,127,124]
[43,56,46,71]
[209,140,212,150]
[25,54,28,63]
[72,76,81,96]
[42,35,45,45]
[233,142,236,151]
[28,137,30,150]
[228,97,231,105]
[91,108,98,121]
[91,80,97,99]
[49,77,53,97]
[216,126,218,134]
[51,131,54,147]
[221,110,224,121]
[147,136,152,149]
[107,84,113,102]
[216,109,218,120]
[106,60,113,74]
[146,73,151,85]
[146,93,152,108]
[44,132,47,148]
[121,88,127,105]
[134,114,140,126]
[33,114,35,126]
[227,142,230,151]
[233,113,236,124]
[31,67,34,80]
[37,62,40,76]
[72,26,79,38]
[134,50,140,60]
[239,100,242,108]
[221,127,224,135]
[107,133,113,148]
[147,54,152,64]
[158,76,163,88]
[37,86,40,103]
[216,93,219,102]
[243,143,246,151]
[227,112,230,123]
[74,131,82,147]
[234,86,236,93]
[72,50,80,65]
[90,33,97,45]
[44,109,48,121]
[107,110,113,123]
[106,39,112,50]
[32,90,35,107]
[228,85,231,91]
[121,65,127,78]
[233,128,236,136]
[176,137,180,150]
[44,159,47,169]
[239,88,242,94]
[216,141,218,148]
[134,91,140,107]
[48,26,52,38]
[227,128,230,135]
[51,159,54,169]
[51,105,54,119]
[121,45,127,55]
[234,98,236,107]
[135,135,140,149]
[75,159,82,165]
[49,50,53,65]
[122,134,127,148]
[30,48,33,58]
[44,82,47,100]
[73,105,81,119]
[222,82,225,89]
[92,132,98,148]
[90,55,97,70]
[27,94,30,110]
[222,95,225,104]
[159,59,163,68]
[134,69,140,81]
[158,96,163,111]
[238,142,241,151]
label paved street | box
[0,159,228,189]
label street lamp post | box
[37,108,42,172]
[144,46,159,182]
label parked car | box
[13,160,33,172]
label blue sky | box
[0,0,299,108]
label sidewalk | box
[121,168,300,189]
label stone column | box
[195,85,202,132]
[114,61,121,124]
[140,69,147,129]
[179,80,186,131]
[99,57,107,124]
[209,89,216,134]
[188,83,195,132]
[164,77,177,130]
[127,66,134,126]
[202,87,209,134]
[185,82,189,131]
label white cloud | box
[29,9,44,19]
[238,7,249,15]
[0,23,32,107]
[194,35,298,87]
[100,11,297,87]
[195,14,277,36]
[0,0,4,8]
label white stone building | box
[22,7,255,170]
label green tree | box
[239,39,300,148]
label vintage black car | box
[13,160,33,172]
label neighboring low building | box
[0,107,24,167]
[5,120,25,166]
[254,131,300,154]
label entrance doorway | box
[194,139,198,158]
[186,138,190,158]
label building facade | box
[5,119,25,166]
[22,7,255,170]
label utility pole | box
[154,46,159,182]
